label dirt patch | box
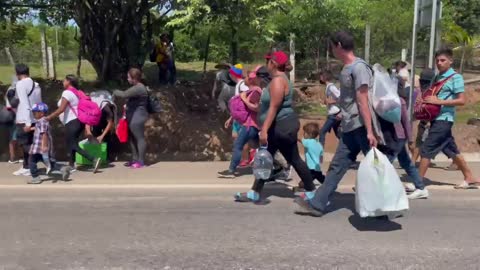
[2,77,480,162]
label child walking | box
[28,103,70,184]
[296,123,325,192]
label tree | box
[1,0,173,82]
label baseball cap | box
[255,66,271,84]
[266,51,288,65]
[32,102,48,113]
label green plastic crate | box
[75,141,108,166]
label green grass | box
[0,60,219,85]
[294,102,327,117]
[457,104,480,123]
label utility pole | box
[289,33,295,83]
[428,0,438,68]
[409,0,420,117]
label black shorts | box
[420,120,460,159]
[15,123,34,146]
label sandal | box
[454,181,480,190]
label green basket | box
[75,141,108,166]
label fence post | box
[47,47,56,79]
[401,49,407,61]
[365,24,371,63]
[289,33,295,83]
[5,47,15,66]
[41,28,49,78]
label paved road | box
[1,186,479,270]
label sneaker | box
[8,160,20,164]
[217,170,236,179]
[274,167,293,182]
[130,162,145,169]
[46,166,52,175]
[407,189,429,200]
[124,161,135,167]
[234,191,260,203]
[27,177,43,185]
[404,183,416,193]
[61,166,72,181]
[248,149,256,165]
[13,168,30,176]
[293,197,325,217]
[238,160,250,168]
[92,158,102,174]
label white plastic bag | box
[371,64,402,123]
[355,148,409,219]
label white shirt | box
[58,90,79,125]
[234,80,249,96]
[15,77,42,126]
[326,82,341,115]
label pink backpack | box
[68,87,102,126]
[228,88,260,124]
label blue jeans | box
[310,127,371,211]
[319,114,341,146]
[229,126,259,172]
[396,146,425,190]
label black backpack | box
[146,88,162,114]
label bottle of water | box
[253,147,274,180]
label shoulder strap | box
[27,81,35,97]
[432,73,457,96]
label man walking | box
[418,48,480,189]
[294,31,383,217]
[12,64,42,176]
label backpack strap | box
[27,81,35,97]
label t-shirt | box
[326,83,341,115]
[58,90,79,125]
[235,80,250,96]
[15,78,42,126]
[30,117,53,156]
[338,58,373,133]
[435,68,464,122]
[216,71,236,112]
[243,87,262,129]
[92,104,115,136]
[302,138,323,172]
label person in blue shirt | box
[296,122,325,192]
[419,47,480,189]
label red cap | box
[268,51,288,65]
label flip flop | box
[454,181,480,190]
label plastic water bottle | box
[253,147,274,180]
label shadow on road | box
[348,215,403,232]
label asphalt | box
[1,161,480,269]
[0,187,479,270]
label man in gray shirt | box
[294,31,383,217]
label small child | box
[28,103,70,184]
[296,123,325,191]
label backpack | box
[146,88,162,114]
[413,73,456,121]
[228,88,260,124]
[68,88,102,126]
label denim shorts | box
[420,120,459,159]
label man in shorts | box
[419,47,480,189]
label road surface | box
[0,185,479,270]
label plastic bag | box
[116,117,129,143]
[371,64,402,123]
[355,148,409,219]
